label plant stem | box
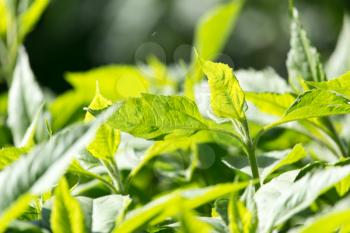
[241,118,260,189]
[101,158,125,193]
[321,118,347,157]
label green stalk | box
[240,118,260,189]
[101,158,125,194]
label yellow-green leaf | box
[268,90,350,128]
[51,178,85,233]
[246,92,295,116]
[0,147,26,171]
[194,0,244,61]
[66,65,149,101]
[85,85,120,160]
[261,144,306,181]
[307,71,350,99]
[203,61,246,121]
[19,0,49,41]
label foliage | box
[1,0,350,232]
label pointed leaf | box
[307,71,350,99]
[8,48,44,146]
[194,0,244,61]
[85,86,120,160]
[287,8,326,91]
[202,61,246,121]
[270,90,350,127]
[19,0,49,41]
[0,110,109,230]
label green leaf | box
[202,60,246,121]
[307,71,350,99]
[326,14,350,78]
[106,93,214,140]
[194,0,244,61]
[51,178,85,233]
[85,85,120,160]
[113,182,249,233]
[66,65,149,101]
[269,90,350,128]
[246,92,295,116]
[78,195,131,233]
[228,194,253,233]
[299,209,350,233]
[8,48,44,146]
[0,110,109,230]
[49,91,88,132]
[261,143,306,181]
[287,7,326,91]
[0,0,7,35]
[0,147,26,171]
[178,208,212,233]
[256,165,350,232]
[19,0,49,41]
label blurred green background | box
[24,0,350,93]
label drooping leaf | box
[113,182,249,233]
[19,0,49,41]
[307,71,350,99]
[286,8,326,91]
[78,195,131,233]
[8,48,44,146]
[256,165,350,232]
[105,93,222,140]
[51,178,85,233]
[85,85,120,160]
[0,110,109,230]
[66,65,149,101]
[202,60,246,121]
[194,0,244,61]
[326,14,350,78]
[269,90,350,128]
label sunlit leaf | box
[0,147,26,171]
[105,93,229,140]
[269,90,350,128]
[307,71,350,99]
[51,178,85,233]
[19,0,49,41]
[194,0,244,61]
[85,85,120,160]
[66,65,149,101]
[202,60,246,121]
